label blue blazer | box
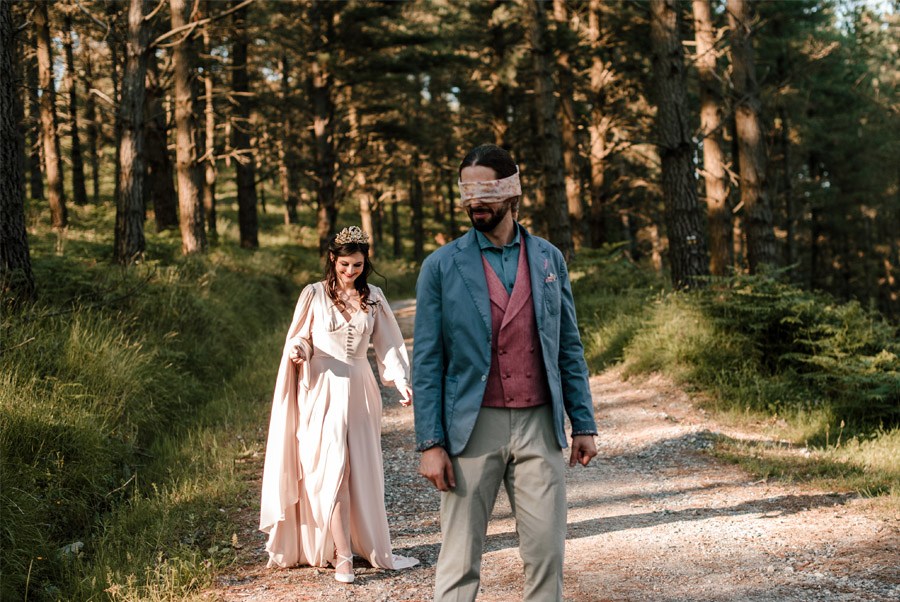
[412,225,597,456]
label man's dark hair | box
[459,144,517,179]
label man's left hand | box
[569,435,598,467]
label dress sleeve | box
[370,287,410,390]
[285,284,315,362]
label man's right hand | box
[418,446,456,491]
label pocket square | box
[544,273,557,283]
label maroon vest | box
[481,242,551,409]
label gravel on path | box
[204,300,899,602]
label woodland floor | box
[203,300,899,602]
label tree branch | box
[74,0,110,39]
[144,0,167,23]
[150,0,254,48]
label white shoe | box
[334,553,355,583]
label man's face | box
[461,165,514,233]
[465,199,513,232]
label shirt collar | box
[475,224,521,251]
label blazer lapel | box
[453,230,491,336]
[501,239,531,329]
[524,228,548,329]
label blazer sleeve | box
[371,287,410,390]
[555,256,598,436]
[412,256,447,451]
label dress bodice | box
[312,300,374,360]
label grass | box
[570,251,900,506]
[2,182,427,601]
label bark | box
[649,0,710,288]
[527,0,573,260]
[114,0,150,265]
[391,196,401,258]
[410,153,424,264]
[553,0,585,249]
[310,1,337,253]
[692,0,732,276]
[170,0,207,254]
[202,0,216,238]
[778,106,794,267]
[489,1,510,147]
[62,13,88,206]
[231,0,258,248]
[277,53,298,225]
[727,0,777,272]
[26,46,43,201]
[1,0,35,301]
[145,50,178,232]
[82,47,100,203]
[587,0,609,247]
[445,168,458,240]
[34,2,67,229]
[356,171,375,259]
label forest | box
[1,0,898,600]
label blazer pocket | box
[544,281,561,315]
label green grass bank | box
[1,202,416,601]
[571,247,900,503]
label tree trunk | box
[34,2,67,229]
[553,0,585,250]
[778,105,794,267]
[445,168,457,240]
[692,0,732,276]
[114,0,150,265]
[356,171,376,259]
[62,13,88,207]
[26,46,43,201]
[170,0,207,255]
[727,0,777,272]
[201,0,217,238]
[587,0,610,247]
[82,46,100,203]
[231,0,258,249]
[649,0,710,288]
[410,153,424,263]
[489,0,510,147]
[527,0,573,260]
[278,52,298,225]
[310,1,337,253]
[145,46,178,232]
[1,0,35,301]
[391,195,401,258]
[107,4,122,206]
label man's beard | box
[466,200,511,232]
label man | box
[413,144,598,601]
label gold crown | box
[334,226,369,245]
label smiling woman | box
[259,226,419,583]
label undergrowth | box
[571,251,899,500]
[2,199,408,600]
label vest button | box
[526,372,532,378]
[507,397,513,402]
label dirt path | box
[206,301,899,601]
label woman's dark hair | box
[459,144,517,179]
[324,238,378,312]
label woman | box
[259,226,418,583]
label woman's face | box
[333,252,365,286]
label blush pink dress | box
[259,282,418,570]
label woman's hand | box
[398,384,413,407]
[289,344,305,365]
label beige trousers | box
[434,405,566,602]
